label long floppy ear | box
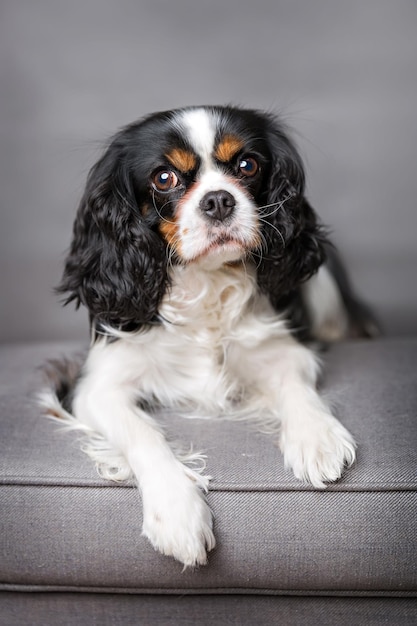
[255,118,329,309]
[57,138,168,332]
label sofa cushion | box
[0,338,416,596]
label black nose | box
[200,190,236,222]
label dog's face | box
[134,107,270,269]
[59,106,327,330]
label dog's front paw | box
[141,472,215,568]
[280,413,356,489]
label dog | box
[41,105,378,567]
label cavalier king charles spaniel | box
[41,105,378,567]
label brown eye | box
[152,170,179,192]
[239,156,258,177]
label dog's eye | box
[152,170,179,192]
[239,157,258,177]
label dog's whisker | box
[151,190,178,225]
[257,193,294,218]
[258,216,286,248]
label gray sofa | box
[1,337,416,624]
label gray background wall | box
[1,0,416,344]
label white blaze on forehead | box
[172,108,260,267]
[179,108,217,169]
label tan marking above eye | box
[165,148,197,173]
[215,135,244,163]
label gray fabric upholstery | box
[2,594,417,626]
[1,339,416,616]
[1,338,417,491]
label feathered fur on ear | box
[57,138,168,331]
[255,119,329,309]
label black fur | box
[249,112,329,325]
[57,128,169,330]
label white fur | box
[179,108,217,170]
[178,170,260,266]
[44,262,356,568]
[302,265,349,341]
[174,108,260,266]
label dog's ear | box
[57,137,168,331]
[255,119,329,308]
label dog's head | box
[58,106,328,330]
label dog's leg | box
[302,248,381,341]
[301,264,350,341]
[72,343,215,567]
[231,336,356,488]
[275,342,356,487]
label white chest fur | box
[85,263,286,414]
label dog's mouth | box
[211,233,241,247]
[208,236,245,253]
[190,231,256,267]
[197,237,242,257]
